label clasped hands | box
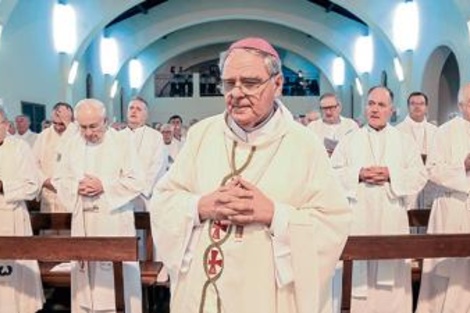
[359,166,390,185]
[78,174,104,197]
[198,176,274,226]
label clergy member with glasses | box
[308,92,358,157]
[149,37,351,313]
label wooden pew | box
[340,233,470,313]
[29,211,166,312]
[0,236,137,312]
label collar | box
[405,115,427,127]
[226,101,278,143]
[366,123,389,133]
[224,99,291,145]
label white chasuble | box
[150,102,351,313]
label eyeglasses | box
[320,104,339,111]
[220,74,275,96]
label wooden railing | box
[29,211,164,312]
[0,236,138,312]
[339,232,470,313]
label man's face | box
[52,113,67,134]
[366,88,394,130]
[127,100,148,128]
[459,84,470,122]
[306,111,319,124]
[408,95,427,122]
[222,49,282,129]
[77,108,106,144]
[15,116,29,135]
[169,117,182,128]
[161,129,173,144]
[320,96,341,124]
[8,122,15,135]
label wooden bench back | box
[30,211,153,261]
[0,236,137,313]
[339,233,470,313]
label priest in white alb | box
[416,82,470,313]
[149,37,351,313]
[0,106,44,312]
[396,91,439,210]
[53,99,145,313]
[308,92,358,156]
[121,96,167,212]
[33,102,74,213]
[14,114,37,147]
[331,86,427,313]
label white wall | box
[1,0,469,127]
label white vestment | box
[54,128,145,313]
[396,115,439,209]
[307,116,358,154]
[150,102,351,313]
[165,140,182,168]
[416,116,470,313]
[0,136,44,313]
[331,125,427,313]
[15,129,38,147]
[33,126,67,212]
[121,125,167,212]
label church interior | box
[1,0,470,312]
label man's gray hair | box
[218,48,282,77]
[161,123,174,132]
[75,98,107,118]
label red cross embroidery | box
[207,249,223,275]
[211,221,228,240]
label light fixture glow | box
[354,35,373,74]
[355,78,363,96]
[100,36,119,75]
[332,57,345,86]
[393,57,404,82]
[67,60,79,85]
[393,1,419,51]
[467,20,470,42]
[129,59,143,89]
[0,24,3,44]
[53,3,77,53]
[110,80,118,98]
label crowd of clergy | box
[1,36,470,313]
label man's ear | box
[274,74,284,98]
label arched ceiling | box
[113,19,354,89]
[91,0,389,95]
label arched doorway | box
[422,46,460,125]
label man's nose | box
[230,85,245,98]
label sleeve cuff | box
[270,202,294,287]
[190,195,203,227]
